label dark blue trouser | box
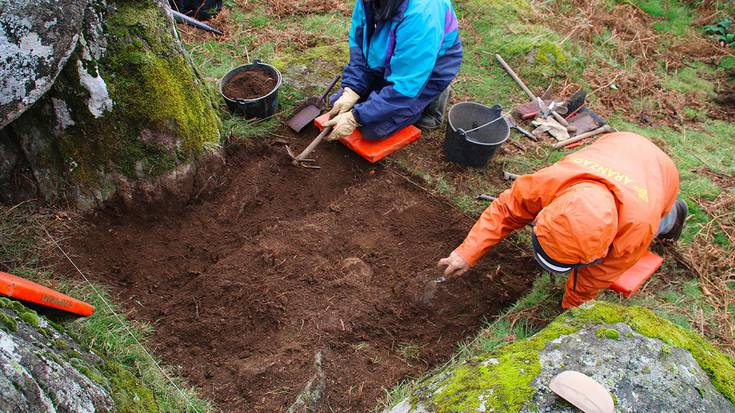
[331,52,460,140]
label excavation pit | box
[60,136,537,412]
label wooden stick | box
[551,111,569,126]
[553,125,614,149]
[496,54,569,127]
[292,126,332,165]
[495,54,536,100]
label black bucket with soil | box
[219,61,282,119]
[443,103,509,167]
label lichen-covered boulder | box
[385,302,735,413]
[0,297,113,412]
[0,0,221,209]
[0,0,88,128]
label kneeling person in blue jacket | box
[325,0,463,141]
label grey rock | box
[525,323,735,413]
[286,352,326,413]
[0,305,114,412]
[0,0,89,128]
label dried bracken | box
[545,0,733,125]
[268,0,349,17]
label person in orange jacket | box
[437,132,687,308]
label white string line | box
[43,227,201,413]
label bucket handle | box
[457,114,504,135]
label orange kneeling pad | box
[0,271,95,316]
[610,251,663,297]
[314,114,421,163]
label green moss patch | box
[101,2,221,176]
[0,311,18,332]
[0,297,44,331]
[595,327,621,340]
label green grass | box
[394,343,423,365]
[452,0,583,106]
[622,0,694,35]
[663,63,718,100]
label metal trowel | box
[421,276,447,305]
[286,75,340,133]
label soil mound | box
[223,68,277,100]
[60,137,537,412]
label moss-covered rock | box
[385,302,735,413]
[0,0,221,208]
[0,297,168,412]
[0,298,114,412]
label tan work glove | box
[437,251,470,278]
[324,110,358,141]
[328,87,360,116]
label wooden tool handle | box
[496,54,536,100]
[320,75,341,102]
[292,126,332,165]
[551,110,569,126]
[553,125,613,149]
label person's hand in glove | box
[437,251,470,278]
[328,87,360,116]
[324,110,359,141]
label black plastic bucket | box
[219,61,282,119]
[443,103,510,167]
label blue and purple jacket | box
[336,0,463,140]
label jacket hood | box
[534,182,618,265]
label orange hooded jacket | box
[454,132,680,308]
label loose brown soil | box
[223,68,277,100]
[59,136,537,412]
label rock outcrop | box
[0,0,221,209]
[385,302,735,413]
[0,297,113,412]
[0,0,87,129]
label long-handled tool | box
[171,10,223,35]
[495,54,568,126]
[287,76,340,133]
[506,116,537,141]
[476,194,497,202]
[289,126,333,168]
[553,125,614,149]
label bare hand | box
[437,251,470,278]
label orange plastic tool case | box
[0,271,96,316]
[314,114,421,163]
[610,251,663,297]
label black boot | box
[658,199,688,241]
[416,87,451,130]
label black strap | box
[573,268,578,291]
